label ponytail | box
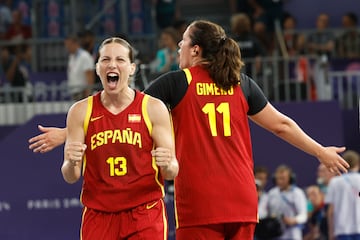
[208,37,244,90]
[189,20,245,90]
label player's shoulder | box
[159,69,186,80]
[68,96,90,115]
[145,93,167,109]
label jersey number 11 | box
[202,102,231,137]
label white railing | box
[328,71,360,109]
[1,56,359,126]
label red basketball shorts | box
[80,198,168,240]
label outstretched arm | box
[249,102,349,175]
[28,125,66,153]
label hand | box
[64,142,87,167]
[282,216,297,226]
[151,147,172,170]
[28,125,66,153]
[318,146,349,175]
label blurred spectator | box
[5,9,31,41]
[0,0,12,40]
[0,44,28,102]
[306,13,335,57]
[248,0,286,53]
[228,0,252,16]
[78,29,102,92]
[282,13,305,57]
[230,13,266,75]
[303,185,328,240]
[153,0,180,30]
[316,163,335,194]
[151,27,180,75]
[255,165,269,190]
[172,18,187,37]
[266,165,307,240]
[64,34,95,101]
[326,150,360,240]
[336,12,360,59]
[304,163,334,240]
[254,166,269,219]
[79,29,97,60]
[17,43,31,81]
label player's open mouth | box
[107,73,119,82]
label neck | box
[349,167,359,173]
[279,185,291,191]
[101,88,135,114]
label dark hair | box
[231,13,252,34]
[342,150,360,169]
[98,37,135,63]
[78,29,95,38]
[188,20,244,90]
[161,27,181,44]
[282,12,297,26]
[345,12,358,25]
[254,166,269,176]
[65,33,80,43]
[273,164,296,185]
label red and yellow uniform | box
[80,90,167,240]
[171,66,258,228]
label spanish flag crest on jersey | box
[128,114,141,123]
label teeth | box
[107,73,118,77]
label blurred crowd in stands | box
[0,0,360,104]
[254,149,360,240]
[1,1,360,239]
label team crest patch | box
[128,114,141,123]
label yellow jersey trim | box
[174,180,180,229]
[142,94,152,135]
[142,94,165,197]
[160,199,168,239]
[183,68,192,84]
[82,96,93,176]
[79,206,88,240]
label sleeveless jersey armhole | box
[142,94,152,136]
[82,96,93,176]
[83,96,93,136]
[183,68,192,84]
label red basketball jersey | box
[81,91,164,212]
[172,66,258,227]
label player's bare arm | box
[61,99,87,184]
[28,125,66,153]
[249,102,349,175]
[147,96,179,180]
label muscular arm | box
[61,100,87,184]
[147,96,179,180]
[249,103,349,174]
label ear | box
[95,62,100,76]
[129,62,136,76]
[191,45,200,56]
